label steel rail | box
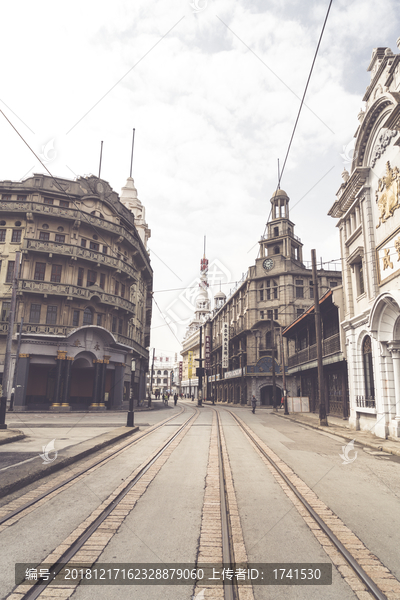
[0,406,186,527]
[215,410,238,600]
[19,406,199,600]
[227,409,389,600]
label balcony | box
[1,200,151,271]
[23,239,137,280]
[260,228,301,243]
[287,333,341,368]
[18,280,136,315]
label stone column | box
[13,354,30,412]
[89,360,105,410]
[61,357,73,410]
[51,351,67,409]
[388,344,400,437]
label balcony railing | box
[355,395,376,409]
[23,239,138,280]
[287,333,341,367]
[260,228,301,243]
[18,280,136,315]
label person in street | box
[174,393,178,406]
[251,395,256,414]
[191,394,194,401]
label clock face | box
[263,258,274,271]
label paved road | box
[1,401,399,600]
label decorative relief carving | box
[376,161,400,228]
[371,129,398,167]
[382,248,393,270]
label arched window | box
[164,370,168,375]
[362,336,375,399]
[83,307,93,326]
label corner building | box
[329,45,400,438]
[209,190,342,406]
[0,173,152,410]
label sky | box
[0,0,399,356]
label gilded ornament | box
[382,248,393,270]
[376,161,400,228]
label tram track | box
[0,406,186,531]
[226,408,400,600]
[7,405,200,600]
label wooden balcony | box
[287,333,341,368]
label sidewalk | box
[0,425,139,498]
[273,410,400,458]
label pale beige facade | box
[329,44,400,438]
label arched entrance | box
[260,385,282,406]
[70,353,95,409]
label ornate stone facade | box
[0,173,152,410]
[329,44,400,438]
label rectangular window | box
[34,262,46,281]
[6,261,15,282]
[267,309,273,320]
[115,281,119,296]
[118,319,123,334]
[50,264,62,283]
[260,310,264,319]
[11,230,21,243]
[102,245,107,254]
[358,262,365,295]
[77,267,84,286]
[274,308,278,320]
[96,313,102,326]
[60,200,69,208]
[1,301,11,321]
[17,195,27,202]
[310,282,314,299]
[81,239,87,248]
[87,270,96,286]
[39,231,50,241]
[259,290,264,301]
[29,303,41,323]
[295,280,303,298]
[112,316,117,332]
[99,273,105,289]
[55,234,65,243]
[72,310,80,327]
[2,194,11,201]
[90,241,99,251]
[121,284,125,298]
[46,305,57,325]
[44,198,53,205]
[0,230,6,242]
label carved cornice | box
[329,168,369,218]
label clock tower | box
[258,189,303,265]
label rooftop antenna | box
[130,128,135,178]
[98,141,103,178]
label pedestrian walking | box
[251,395,256,414]
[174,393,178,406]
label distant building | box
[329,44,400,438]
[207,189,342,406]
[147,351,175,396]
[0,173,152,410]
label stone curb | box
[273,412,400,458]
[0,425,139,499]
[0,430,26,446]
